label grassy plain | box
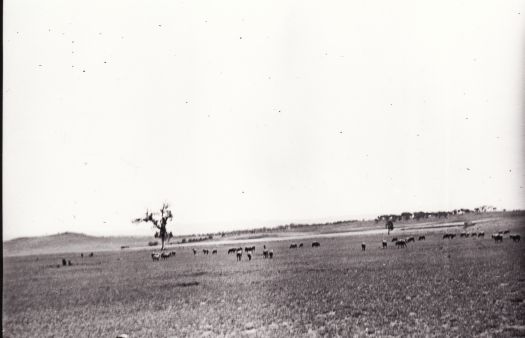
[3,214,525,337]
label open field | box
[3,214,525,337]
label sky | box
[3,0,524,240]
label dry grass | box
[3,215,525,337]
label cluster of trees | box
[376,207,500,223]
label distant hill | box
[3,232,153,257]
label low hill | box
[3,232,152,257]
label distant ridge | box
[3,232,150,257]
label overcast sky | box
[4,0,524,240]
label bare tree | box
[133,203,173,250]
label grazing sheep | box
[151,253,160,261]
[263,249,269,258]
[161,252,170,260]
[170,251,176,256]
[443,233,456,239]
[228,248,236,254]
[202,249,209,255]
[245,246,255,253]
[391,237,398,242]
[312,242,320,248]
[290,243,298,249]
[492,233,503,243]
[478,232,485,238]
[510,234,521,242]
[299,243,303,248]
[212,249,217,254]
[382,240,387,249]
[407,237,415,243]
[247,253,252,261]
[269,250,274,259]
[89,252,94,257]
[62,259,67,266]
[236,249,242,261]
[361,243,366,251]
[418,236,426,241]
[395,240,407,248]
[81,253,84,258]
[193,248,197,255]
[471,232,477,237]
[503,230,510,234]
[460,232,467,238]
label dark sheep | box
[193,248,197,255]
[407,237,415,243]
[299,243,303,248]
[89,252,94,257]
[212,249,217,254]
[492,233,503,243]
[161,252,170,260]
[62,259,67,266]
[418,236,426,241]
[247,253,252,261]
[478,232,485,238]
[382,240,387,249]
[290,243,298,249]
[395,240,407,248]
[361,243,366,251]
[263,249,269,258]
[269,250,274,259]
[391,237,398,242]
[312,242,320,247]
[510,234,520,242]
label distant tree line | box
[375,206,500,223]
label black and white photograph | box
[3,0,524,337]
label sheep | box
[471,232,477,237]
[151,252,160,261]
[236,249,242,261]
[212,249,218,255]
[391,237,398,242]
[382,240,387,249]
[161,252,171,260]
[247,253,252,261]
[62,259,67,266]
[269,250,274,259]
[406,237,415,243]
[395,240,407,248]
[361,243,366,251]
[478,232,485,238]
[503,230,510,234]
[290,243,298,249]
[492,233,503,243]
[170,251,176,257]
[202,249,209,255]
[263,249,269,258]
[510,234,521,242]
[193,248,197,255]
[89,252,94,257]
[312,242,320,248]
[228,248,236,254]
[418,236,426,241]
[299,243,303,248]
[245,246,255,253]
[81,253,84,258]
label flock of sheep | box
[148,229,521,262]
